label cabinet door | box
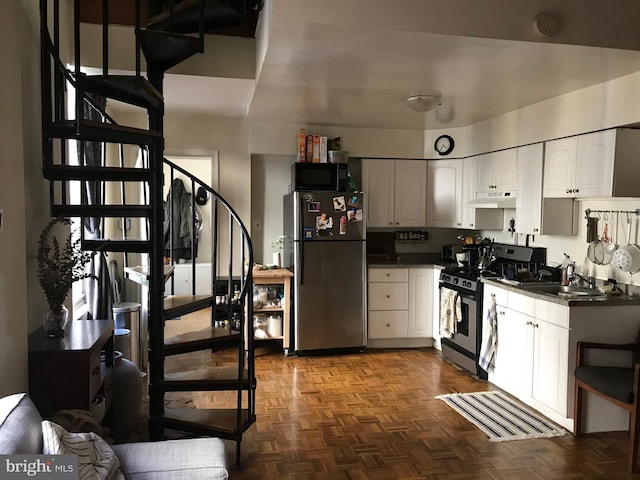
[461,157,477,229]
[516,143,544,235]
[474,153,494,192]
[362,159,395,227]
[575,130,615,198]
[408,268,431,337]
[543,137,577,197]
[492,149,518,192]
[491,309,534,397]
[431,267,442,348]
[532,320,569,416]
[394,160,427,227]
[426,160,463,228]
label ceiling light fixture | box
[406,94,441,112]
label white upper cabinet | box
[517,143,575,236]
[475,149,518,194]
[461,158,503,230]
[362,159,395,227]
[394,160,427,227]
[544,129,640,198]
[362,159,426,227]
[426,159,463,228]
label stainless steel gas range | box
[438,243,549,379]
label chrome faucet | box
[569,271,597,289]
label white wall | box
[251,154,294,264]
[0,0,48,396]
[489,198,640,289]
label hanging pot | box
[612,215,640,274]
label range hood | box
[466,191,516,208]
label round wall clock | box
[434,134,455,156]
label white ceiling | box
[159,0,640,131]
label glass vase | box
[43,304,69,338]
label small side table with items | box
[28,320,114,418]
[252,268,293,355]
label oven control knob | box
[462,280,470,288]
[453,277,459,285]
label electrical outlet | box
[253,220,262,231]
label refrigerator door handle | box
[299,240,305,285]
[298,194,305,285]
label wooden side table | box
[252,268,293,355]
[28,320,114,417]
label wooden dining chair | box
[574,330,640,473]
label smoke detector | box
[406,94,441,112]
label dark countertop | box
[482,278,640,307]
[367,253,454,268]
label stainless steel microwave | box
[291,163,348,191]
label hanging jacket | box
[163,178,199,260]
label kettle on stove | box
[477,244,495,270]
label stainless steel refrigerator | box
[283,191,367,354]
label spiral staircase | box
[40,0,257,463]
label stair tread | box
[44,164,152,182]
[77,75,163,111]
[82,239,152,253]
[160,407,253,435]
[164,366,250,388]
[138,30,203,71]
[164,326,241,355]
[163,294,215,320]
[146,0,245,34]
[51,204,152,218]
[47,119,162,145]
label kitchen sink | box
[519,283,606,298]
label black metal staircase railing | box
[40,0,257,463]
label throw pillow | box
[42,420,123,480]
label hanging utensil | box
[586,214,604,265]
[586,216,598,243]
[601,211,617,265]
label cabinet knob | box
[386,323,390,327]
[526,321,533,326]
[456,223,462,226]
[534,323,539,328]
[386,273,390,277]
[566,189,571,194]
[575,189,579,193]
[499,310,505,315]
[533,228,539,233]
[389,222,393,225]
[469,224,474,228]
[386,295,390,299]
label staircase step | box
[81,238,152,253]
[164,294,215,319]
[146,0,245,35]
[158,407,254,439]
[51,204,153,218]
[164,326,241,356]
[43,165,153,182]
[138,30,204,72]
[47,119,162,146]
[163,366,251,391]
[77,75,163,112]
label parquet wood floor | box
[165,310,636,479]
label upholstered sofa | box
[0,393,229,480]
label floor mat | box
[436,391,567,442]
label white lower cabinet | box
[485,284,569,424]
[485,282,640,433]
[368,267,433,347]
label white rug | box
[436,391,567,442]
